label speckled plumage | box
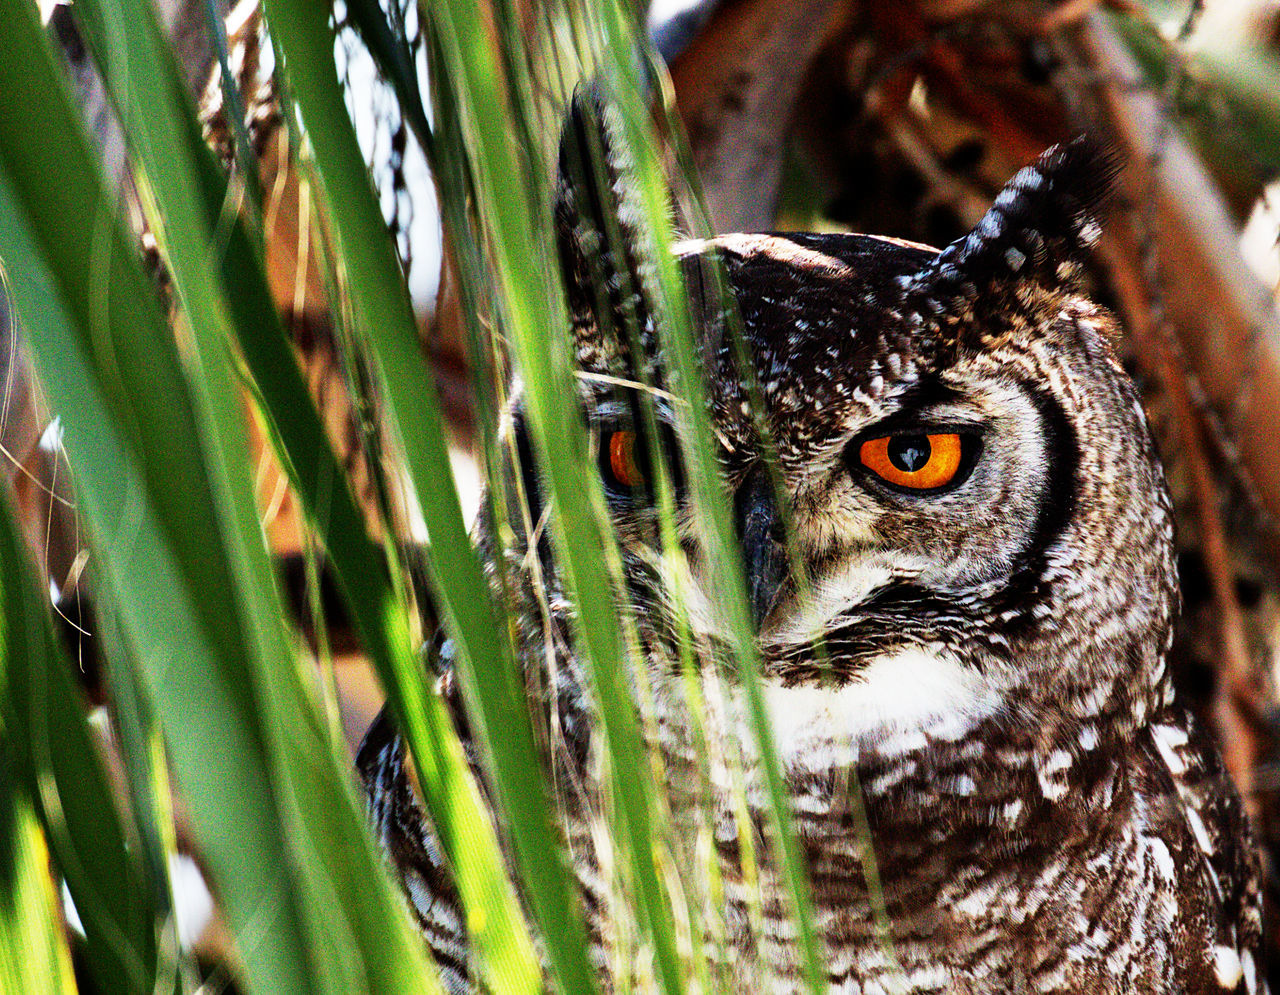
[360,95,1266,994]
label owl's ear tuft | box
[924,135,1121,293]
[554,84,654,330]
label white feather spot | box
[1156,723,1189,747]
[977,213,1004,239]
[1213,945,1244,988]
[1043,749,1073,774]
[1145,835,1176,883]
[1185,806,1213,855]
[1038,770,1069,802]
[1241,947,1257,995]
[1152,723,1188,775]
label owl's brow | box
[877,376,966,414]
[574,370,685,406]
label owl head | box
[511,91,1177,792]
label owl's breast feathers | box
[360,641,1267,994]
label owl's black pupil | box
[888,435,931,473]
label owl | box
[359,92,1267,994]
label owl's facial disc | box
[759,370,1059,664]
[590,368,1059,678]
[731,371,1068,758]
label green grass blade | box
[261,3,601,993]
[343,0,433,154]
[0,160,314,994]
[0,5,338,989]
[65,0,451,989]
[0,764,77,995]
[74,0,423,788]
[422,4,689,992]
[97,608,181,964]
[0,401,156,994]
[593,36,829,989]
[200,0,263,217]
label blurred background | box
[4,0,1280,989]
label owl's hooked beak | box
[734,464,787,631]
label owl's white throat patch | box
[760,646,1001,772]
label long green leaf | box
[65,0,446,990]
[0,389,153,993]
[0,764,76,995]
[261,3,601,993]
[0,4,327,989]
[422,4,689,992]
[601,55,828,991]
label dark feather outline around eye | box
[596,416,685,505]
[845,428,983,496]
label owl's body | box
[360,97,1265,993]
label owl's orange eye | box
[606,430,644,490]
[858,433,966,491]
